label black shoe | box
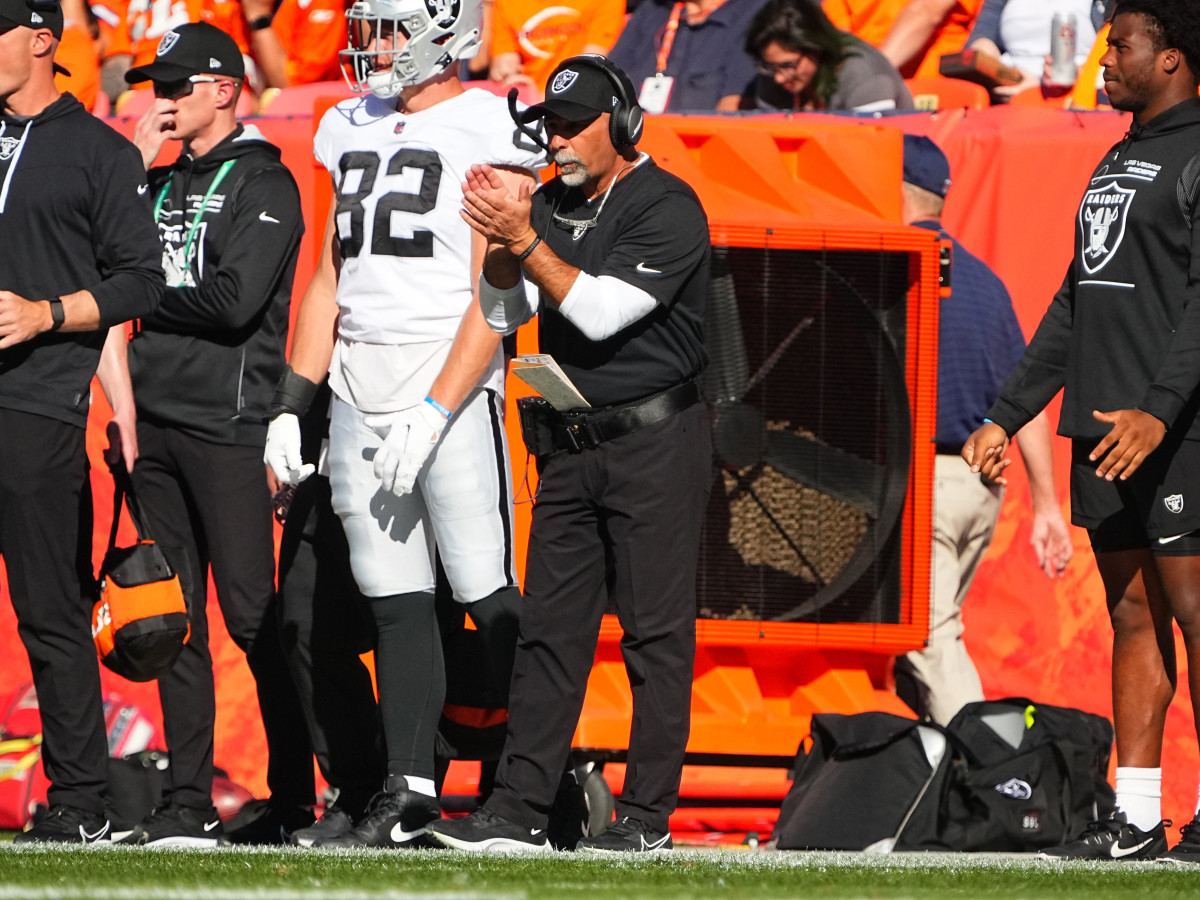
[314,781,440,849]
[290,805,355,847]
[13,805,111,845]
[425,807,549,853]
[1038,811,1167,861]
[1162,814,1200,864]
[576,816,672,853]
[117,801,225,847]
[224,798,316,845]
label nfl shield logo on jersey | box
[551,69,579,95]
[1165,494,1184,514]
[157,30,181,56]
[1079,178,1135,275]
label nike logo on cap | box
[259,211,280,223]
[635,262,662,274]
[1110,837,1153,858]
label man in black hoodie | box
[964,0,1200,863]
[0,0,163,844]
[109,22,312,847]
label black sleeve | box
[146,164,304,334]
[598,188,709,306]
[89,143,164,329]
[986,262,1073,435]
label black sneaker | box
[117,802,225,847]
[576,816,672,853]
[314,781,440,849]
[13,805,111,845]
[425,807,549,853]
[291,805,355,847]
[224,798,316,845]
[1162,814,1200,864]
[1038,811,1167,861]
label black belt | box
[551,381,701,452]
[935,442,963,456]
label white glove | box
[364,401,449,496]
[264,413,315,485]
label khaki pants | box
[899,454,1002,724]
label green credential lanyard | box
[153,159,237,276]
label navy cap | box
[520,58,624,124]
[125,21,244,84]
[0,0,63,39]
[902,134,952,197]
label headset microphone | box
[508,88,552,155]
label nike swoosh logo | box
[80,822,110,842]
[1110,837,1153,858]
[390,823,425,842]
[640,833,671,851]
[203,821,220,832]
[635,262,662,274]
[259,211,280,223]
[137,184,148,195]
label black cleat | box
[291,805,355,847]
[1038,811,1167,861]
[314,780,439,849]
[425,806,549,853]
[118,801,225,848]
[1162,814,1200,864]
[14,805,111,845]
[576,816,672,853]
[224,798,316,845]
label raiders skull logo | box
[0,137,20,161]
[157,30,181,56]
[551,69,579,95]
[1165,494,1184,514]
[1078,179,1135,275]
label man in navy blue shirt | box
[893,134,1073,725]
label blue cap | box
[902,134,952,197]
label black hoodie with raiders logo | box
[987,97,1200,441]
[128,124,303,447]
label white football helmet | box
[341,0,482,98]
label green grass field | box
[1,845,1199,899]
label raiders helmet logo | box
[1165,494,1184,514]
[1079,179,1135,275]
[551,69,579,95]
[424,0,460,27]
[0,137,19,161]
[157,30,181,56]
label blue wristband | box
[425,396,452,419]
[982,418,995,425]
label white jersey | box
[315,88,545,346]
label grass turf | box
[0,846,1198,899]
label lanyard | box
[153,159,236,274]
[655,0,729,75]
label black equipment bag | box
[773,712,952,850]
[935,698,1116,851]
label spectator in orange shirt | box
[489,0,625,96]
[56,0,102,110]
[823,0,982,79]
[238,0,345,88]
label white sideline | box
[0,890,517,900]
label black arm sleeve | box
[146,164,304,335]
[89,143,164,329]
[986,262,1073,435]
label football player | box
[264,0,544,849]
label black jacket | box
[989,98,1200,440]
[129,124,303,447]
[0,93,162,427]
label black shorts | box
[1071,436,1200,550]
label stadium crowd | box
[7,0,1200,869]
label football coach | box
[427,54,712,854]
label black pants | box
[277,475,383,812]
[488,403,712,833]
[133,422,312,809]
[0,409,109,815]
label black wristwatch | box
[48,297,64,331]
[248,14,273,30]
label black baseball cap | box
[0,0,62,38]
[520,56,631,124]
[124,21,244,84]
[902,134,952,198]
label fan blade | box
[699,247,750,402]
[763,430,883,518]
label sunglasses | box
[755,57,805,77]
[152,75,234,100]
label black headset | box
[556,55,645,149]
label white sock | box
[405,776,437,798]
[1115,766,1162,832]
